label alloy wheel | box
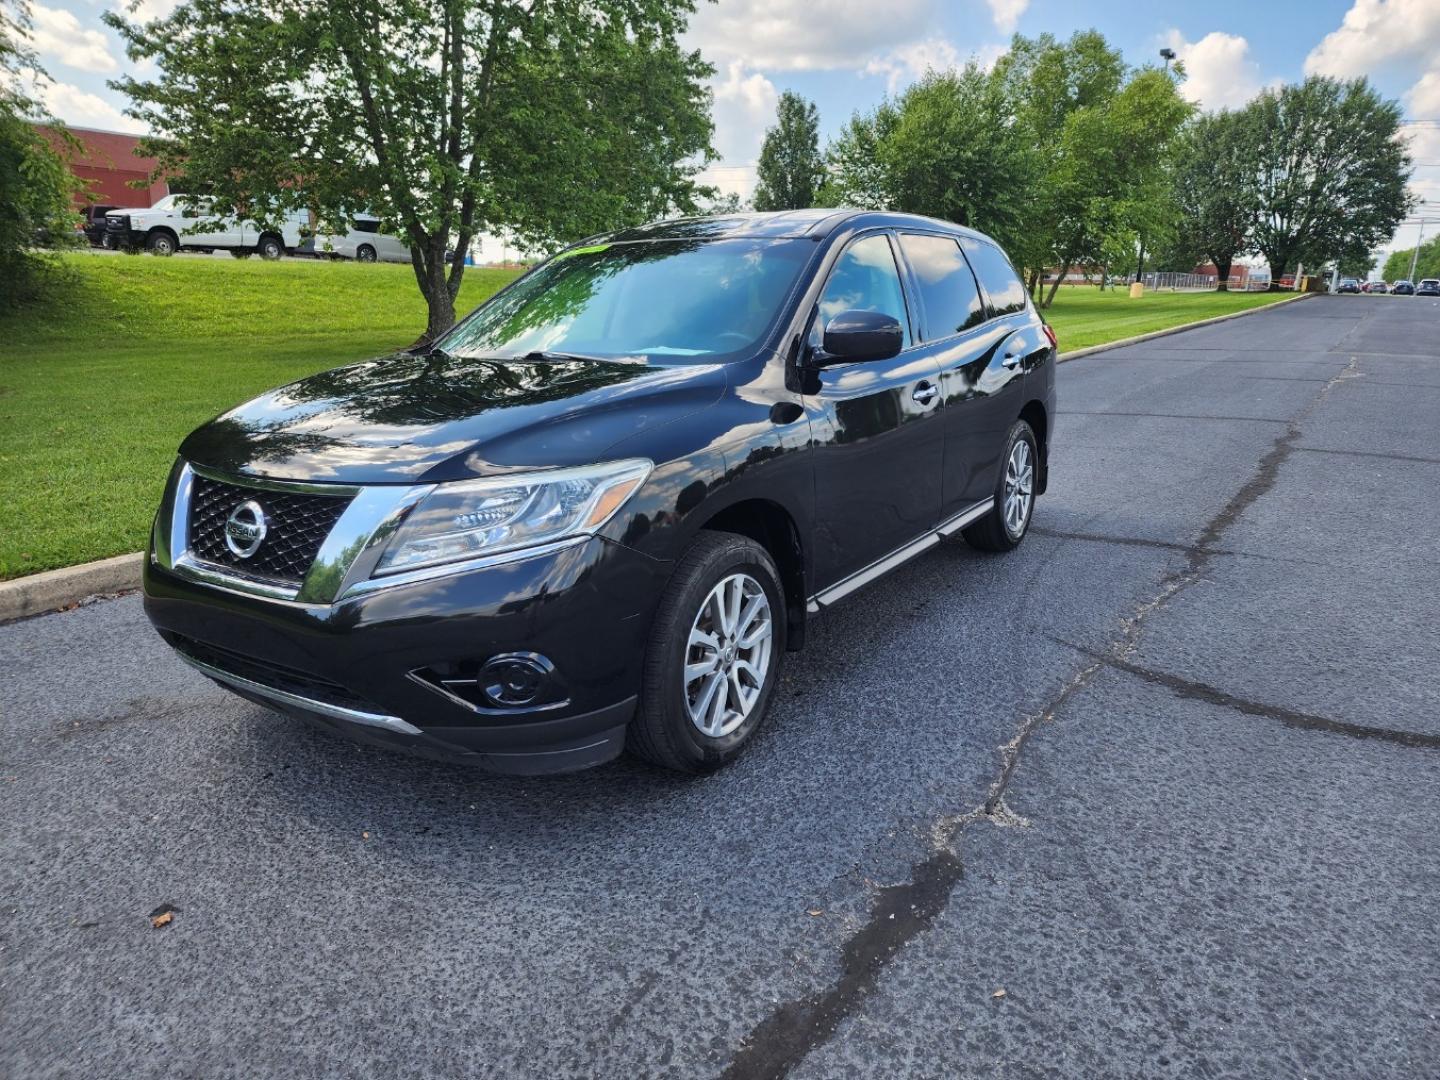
[683,572,773,738]
[1003,439,1034,537]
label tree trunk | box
[1215,255,1232,292]
[1042,261,1071,309]
[1264,253,1287,291]
[410,237,458,344]
[1027,268,1041,300]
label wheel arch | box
[1018,398,1049,495]
[147,225,179,250]
[692,497,807,652]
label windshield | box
[149,195,177,211]
[440,237,816,363]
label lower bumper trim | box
[177,650,423,736]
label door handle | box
[1001,351,1022,369]
[912,382,939,406]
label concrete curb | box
[0,553,143,624]
[0,291,1319,624]
[1056,291,1315,364]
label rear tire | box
[962,419,1038,552]
[357,244,377,263]
[628,532,786,773]
[257,235,284,260]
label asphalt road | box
[4,295,1438,1080]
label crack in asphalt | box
[717,345,1363,1079]
[1028,527,1329,569]
[1055,641,1440,751]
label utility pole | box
[1407,219,1427,282]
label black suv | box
[144,211,1057,774]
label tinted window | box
[898,233,986,339]
[354,219,380,233]
[960,237,1028,317]
[443,237,814,364]
[810,234,911,352]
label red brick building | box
[36,125,169,209]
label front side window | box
[810,233,911,353]
[442,237,815,364]
[898,233,986,339]
[960,237,1028,317]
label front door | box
[802,231,945,592]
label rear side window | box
[354,219,380,234]
[810,233,912,352]
[960,237,1028,317]
[898,233,986,340]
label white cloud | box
[1164,29,1266,111]
[30,3,118,72]
[1304,0,1440,78]
[985,0,1028,34]
[1406,70,1440,118]
[863,38,960,93]
[37,78,146,133]
[699,60,777,199]
[114,0,184,20]
[686,0,937,72]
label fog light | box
[480,653,554,707]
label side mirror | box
[818,309,903,364]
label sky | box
[21,0,1440,266]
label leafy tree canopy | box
[1171,109,1262,289]
[107,0,716,340]
[1246,76,1412,288]
[752,91,822,212]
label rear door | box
[803,231,945,590]
[950,236,1046,505]
[893,231,1011,519]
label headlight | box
[374,459,652,576]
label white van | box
[320,216,410,263]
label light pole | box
[1135,48,1178,290]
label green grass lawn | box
[0,257,1295,580]
[0,255,520,579]
[1044,286,1295,350]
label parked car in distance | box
[106,196,308,258]
[143,210,1057,775]
[1416,279,1440,297]
[1392,279,1416,296]
[78,204,118,248]
[1363,280,1388,294]
[1337,278,1361,293]
[319,215,410,263]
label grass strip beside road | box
[0,257,1295,579]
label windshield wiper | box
[520,350,610,364]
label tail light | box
[1042,324,1057,350]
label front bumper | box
[144,525,668,774]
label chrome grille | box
[187,475,352,585]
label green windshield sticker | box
[555,243,611,260]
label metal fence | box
[1141,271,1218,291]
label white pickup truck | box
[104,196,308,259]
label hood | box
[179,350,728,485]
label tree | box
[0,0,81,311]
[814,65,1036,257]
[1246,77,1412,290]
[876,66,1036,257]
[994,30,1128,294]
[752,91,822,211]
[1036,66,1192,307]
[815,106,898,209]
[1171,110,1261,289]
[1383,236,1440,281]
[108,0,715,341]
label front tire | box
[628,532,786,773]
[356,244,377,263]
[963,419,1038,552]
[146,230,176,256]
